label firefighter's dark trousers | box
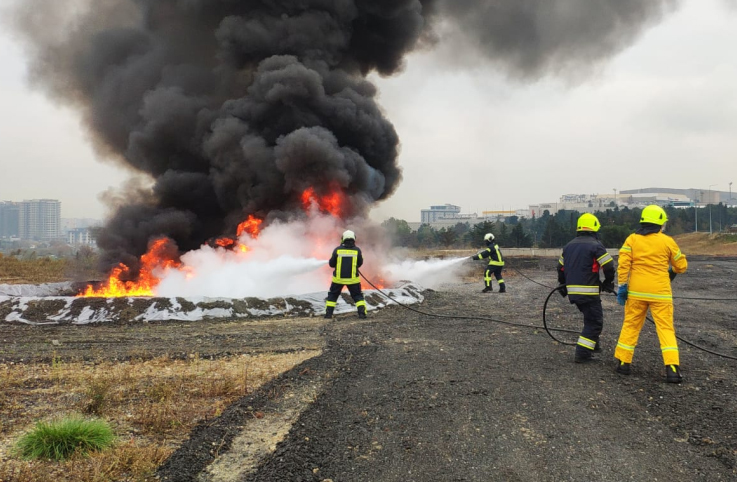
[574,298,603,358]
[484,266,505,291]
[325,282,366,315]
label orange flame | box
[79,238,181,297]
[215,238,235,248]
[237,215,263,238]
[373,278,387,290]
[301,185,345,217]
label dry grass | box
[408,235,737,258]
[405,248,471,260]
[0,350,319,481]
[0,253,100,285]
[672,232,737,256]
[0,256,70,284]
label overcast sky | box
[1,0,735,222]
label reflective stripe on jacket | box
[329,245,363,284]
[557,233,614,303]
[618,231,687,303]
[475,243,505,266]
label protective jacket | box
[618,227,687,302]
[557,232,614,303]
[329,242,363,285]
[474,242,505,266]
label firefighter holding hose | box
[557,213,615,363]
[324,230,367,319]
[469,233,506,293]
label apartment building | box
[19,199,62,241]
[0,202,20,238]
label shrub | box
[14,416,115,461]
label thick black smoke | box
[12,0,678,273]
[424,0,680,80]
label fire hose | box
[358,270,580,336]
[518,266,737,361]
[358,268,737,361]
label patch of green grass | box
[14,416,115,461]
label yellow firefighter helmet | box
[576,213,601,232]
[640,205,668,225]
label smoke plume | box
[423,0,680,80]
[10,0,679,274]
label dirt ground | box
[2,256,737,481]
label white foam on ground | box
[0,282,424,325]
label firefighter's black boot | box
[574,349,596,363]
[665,364,682,384]
[481,287,492,293]
[616,360,631,375]
[498,284,506,293]
[574,354,595,363]
[357,306,367,319]
[324,307,334,319]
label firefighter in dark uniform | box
[557,213,615,363]
[325,230,367,319]
[470,233,506,293]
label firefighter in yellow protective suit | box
[614,205,688,383]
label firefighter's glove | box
[469,256,477,262]
[668,267,677,281]
[557,284,568,298]
[617,285,628,306]
[601,281,615,294]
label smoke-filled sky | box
[1,0,736,228]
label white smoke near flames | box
[154,216,467,299]
[380,257,468,290]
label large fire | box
[81,188,357,298]
[80,238,182,297]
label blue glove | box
[617,285,628,306]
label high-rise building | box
[0,202,20,238]
[19,199,62,240]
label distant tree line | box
[382,204,737,250]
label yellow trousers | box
[614,298,679,366]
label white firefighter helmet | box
[484,233,495,242]
[342,230,356,242]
